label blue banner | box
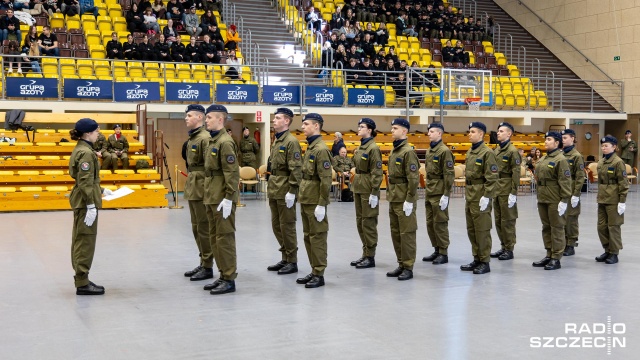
[165,82,211,102]
[64,79,112,99]
[114,82,161,102]
[262,85,301,104]
[216,84,259,103]
[347,88,385,106]
[6,78,58,98]
[304,86,344,106]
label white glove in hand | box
[479,196,490,211]
[217,198,233,219]
[508,194,517,208]
[84,204,97,227]
[439,195,449,211]
[314,205,326,222]
[403,201,413,216]
[103,188,114,196]
[558,202,567,216]
[618,202,626,215]
[285,192,296,208]
[368,194,378,209]
[571,196,580,208]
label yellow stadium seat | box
[50,13,65,29]
[97,16,113,33]
[117,31,128,43]
[115,169,135,174]
[94,60,111,77]
[85,29,101,46]
[90,45,106,59]
[144,184,166,190]
[163,63,176,79]
[535,91,548,109]
[120,185,141,190]
[0,187,16,193]
[20,187,43,192]
[43,170,64,175]
[81,14,96,28]
[46,186,69,192]
[176,64,192,79]
[60,59,76,76]
[107,4,122,18]
[504,91,515,108]
[112,16,127,32]
[113,61,127,78]
[66,15,81,30]
[144,62,161,78]
[0,170,13,175]
[127,62,143,78]
[192,65,207,80]
[96,3,107,16]
[18,170,40,176]
[42,58,59,75]
[77,59,94,77]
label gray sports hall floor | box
[0,189,637,360]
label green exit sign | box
[614,56,621,61]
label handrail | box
[514,0,619,84]
[517,46,526,75]
[504,33,512,62]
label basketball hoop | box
[465,97,482,111]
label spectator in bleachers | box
[106,32,124,59]
[0,0,13,10]
[365,0,378,22]
[170,34,186,61]
[471,18,485,41]
[345,57,361,84]
[4,40,22,73]
[424,64,440,87]
[208,23,224,51]
[375,22,388,46]
[225,49,243,80]
[21,37,41,73]
[396,11,418,38]
[224,23,240,50]
[384,58,400,82]
[122,33,138,60]
[452,17,464,41]
[37,26,58,56]
[442,40,455,62]
[23,25,37,47]
[330,5,344,31]
[198,33,220,63]
[334,43,348,66]
[320,40,333,68]
[392,72,407,100]
[154,33,171,61]
[162,18,178,45]
[137,34,156,60]
[0,9,21,43]
[343,6,355,24]
[430,17,444,39]
[305,5,321,34]
[359,56,376,85]
[127,3,147,34]
[143,7,160,34]
[416,12,431,40]
[371,57,384,83]
[346,43,360,62]
[378,1,398,24]
[24,0,48,17]
[199,8,217,36]
[184,35,199,62]
[202,0,221,13]
[374,47,386,63]
[385,45,398,64]
[354,0,367,22]
[105,124,129,171]
[184,5,202,38]
[353,21,363,38]
[343,20,356,40]
[362,22,375,40]
[13,0,29,11]
[442,15,453,39]
[454,41,469,64]
[327,32,338,50]
[61,0,79,17]
[152,0,166,19]
[336,32,349,49]
[43,0,60,16]
[166,0,184,22]
[79,0,98,17]
[360,32,375,59]
[332,132,345,157]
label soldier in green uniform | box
[92,132,111,170]
[295,113,333,288]
[333,146,355,192]
[267,108,302,275]
[350,118,383,269]
[489,122,520,261]
[240,126,260,168]
[560,129,585,256]
[532,132,572,270]
[105,124,130,171]
[460,122,497,275]
[68,118,113,295]
[619,130,637,167]
[385,118,419,281]
[595,135,629,264]
[182,104,214,281]
[202,105,239,295]
[421,122,455,265]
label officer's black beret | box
[545,131,562,142]
[242,126,249,131]
[75,118,99,133]
[359,117,376,129]
[185,104,205,113]
[625,129,632,135]
[469,121,486,133]
[498,122,514,132]
[391,118,410,130]
[601,135,618,145]
[428,122,444,131]
[275,107,294,118]
[113,124,121,130]
[206,104,228,114]
[303,113,323,123]
[561,129,576,136]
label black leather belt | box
[302,173,320,181]
[271,169,290,176]
[537,179,558,186]
[188,165,204,171]
[388,177,408,184]
[499,173,512,178]
[427,174,443,180]
[466,179,485,185]
[205,170,223,177]
[598,179,617,185]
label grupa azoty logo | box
[178,84,200,100]
[20,80,45,96]
[76,81,101,97]
[226,85,248,100]
[356,89,376,104]
[273,87,293,102]
[315,88,333,103]
[126,84,149,99]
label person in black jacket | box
[184,35,200,62]
[208,23,224,52]
[126,2,147,34]
[442,40,455,63]
[106,32,123,59]
[453,41,469,64]
[0,9,22,44]
[198,33,219,63]
[154,33,172,61]
[360,32,375,59]
[137,34,156,60]
[122,33,138,60]
[171,34,186,62]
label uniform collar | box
[430,139,441,148]
[275,130,288,139]
[393,139,406,148]
[499,140,510,149]
[604,152,614,160]
[563,145,574,153]
[361,137,374,145]
[80,139,93,147]
[471,141,483,150]
[188,126,203,136]
[547,148,560,155]
[209,130,221,137]
[306,134,322,144]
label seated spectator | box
[416,12,431,40]
[336,32,349,49]
[343,7,356,24]
[127,3,147,34]
[202,0,222,13]
[343,21,357,40]
[184,5,202,38]
[224,24,240,50]
[0,9,21,43]
[371,57,384,84]
[453,41,469,64]
[4,41,22,73]
[345,57,361,84]
[375,48,386,63]
[384,58,400,82]
[152,0,166,19]
[330,6,344,31]
[385,46,398,64]
[23,25,37,48]
[430,17,444,39]
[24,0,49,17]
[331,132,345,157]
[199,9,217,36]
[442,40,455,62]
[396,11,418,37]
[359,57,376,84]
[170,34,186,61]
[143,7,161,34]
[471,19,486,41]
[333,146,354,186]
[21,38,42,73]
[106,32,124,59]
[138,0,152,12]
[362,22,376,41]
[320,40,334,68]
[346,43,361,62]
[375,22,388,46]
[360,32,375,59]
[305,6,321,33]
[392,72,408,100]
[0,0,13,10]
[43,0,61,16]
[79,0,98,17]
[122,33,138,60]
[184,35,200,62]
[154,33,171,61]
[208,23,224,51]
[162,18,178,45]
[334,44,348,66]
[424,64,440,88]
[105,124,129,171]
[199,33,220,63]
[224,50,243,80]
[137,34,156,60]
[38,26,58,56]
[166,0,184,22]
[327,32,338,50]
[365,0,379,23]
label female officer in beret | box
[595,136,629,264]
[68,118,113,295]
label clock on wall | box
[585,132,592,140]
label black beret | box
[242,126,249,131]
[303,113,323,123]
[206,104,228,114]
[185,104,205,113]
[391,118,410,130]
[428,122,444,131]
[545,131,562,142]
[601,135,618,145]
[469,121,486,133]
[625,130,632,135]
[75,118,99,133]
[275,107,294,118]
[113,124,121,130]
[358,117,376,129]
[561,129,575,136]
[498,122,514,132]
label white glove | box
[439,195,449,211]
[479,196,490,211]
[314,205,326,222]
[571,196,580,208]
[508,194,516,208]
[368,194,378,208]
[103,188,114,196]
[217,198,233,219]
[403,201,413,216]
[84,204,97,227]
[558,202,567,216]
[285,192,296,208]
[618,203,626,215]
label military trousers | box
[597,203,624,254]
[622,158,634,167]
[188,200,213,268]
[71,207,98,288]
[300,203,328,276]
[537,202,566,259]
[389,201,417,270]
[565,201,581,246]
[493,195,518,251]
[205,203,237,280]
[354,192,379,257]
[269,198,298,263]
[241,153,256,168]
[425,194,450,255]
[465,199,492,263]
[99,152,113,170]
[104,152,129,170]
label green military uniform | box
[352,137,383,258]
[535,149,572,259]
[203,129,239,281]
[387,139,420,270]
[69,140,103,288]
[493,141,520,252]
[184,126,213,269]
[464,142,498,263]
[105,133,129,170]
[333,154,355,190]
[267,129,302,264]
[240,135,260,168]
[563,146,585,247]
[596,153,629,255]
[298,135,332,276]
[92,133,112,170]
[424,140,455,255]
[619,138,637,167]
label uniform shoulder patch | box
[293,152,301,160]
[410,164,418,172]
[515,158,521,165]
[579,163,584,170]
[622,170,627,177]
[323,161,331,169]
[376,161,382,169]
[227,155,235,164]
[80,162,90,171]
[446,160,454,168]
[490,164,498,173]
[564,170,571,177]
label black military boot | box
[595,252,610,262]
[544,259,561,270]
[460,260,480,271]
[277,262,298,275]
[190,267,214,281]
[355,257,375,268]
[563,246,575,256]
[267,260,287,271]
[76,282,105,295]
[498,250,514,260]
[203,279,222,290]
[398,269,413,280]
[473,262,490,274]
[386,266,404,277]
[210,280,236,295]
[422,248,439,262]
[532,257,552,267]
[296,273,313,284]
[89,281,104,290]
[305,275,325,288]
[184,265,202,277]
[432,254,448,265]
[490,249,505,258]
[350,257,365,266]
[605,254,619,264]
